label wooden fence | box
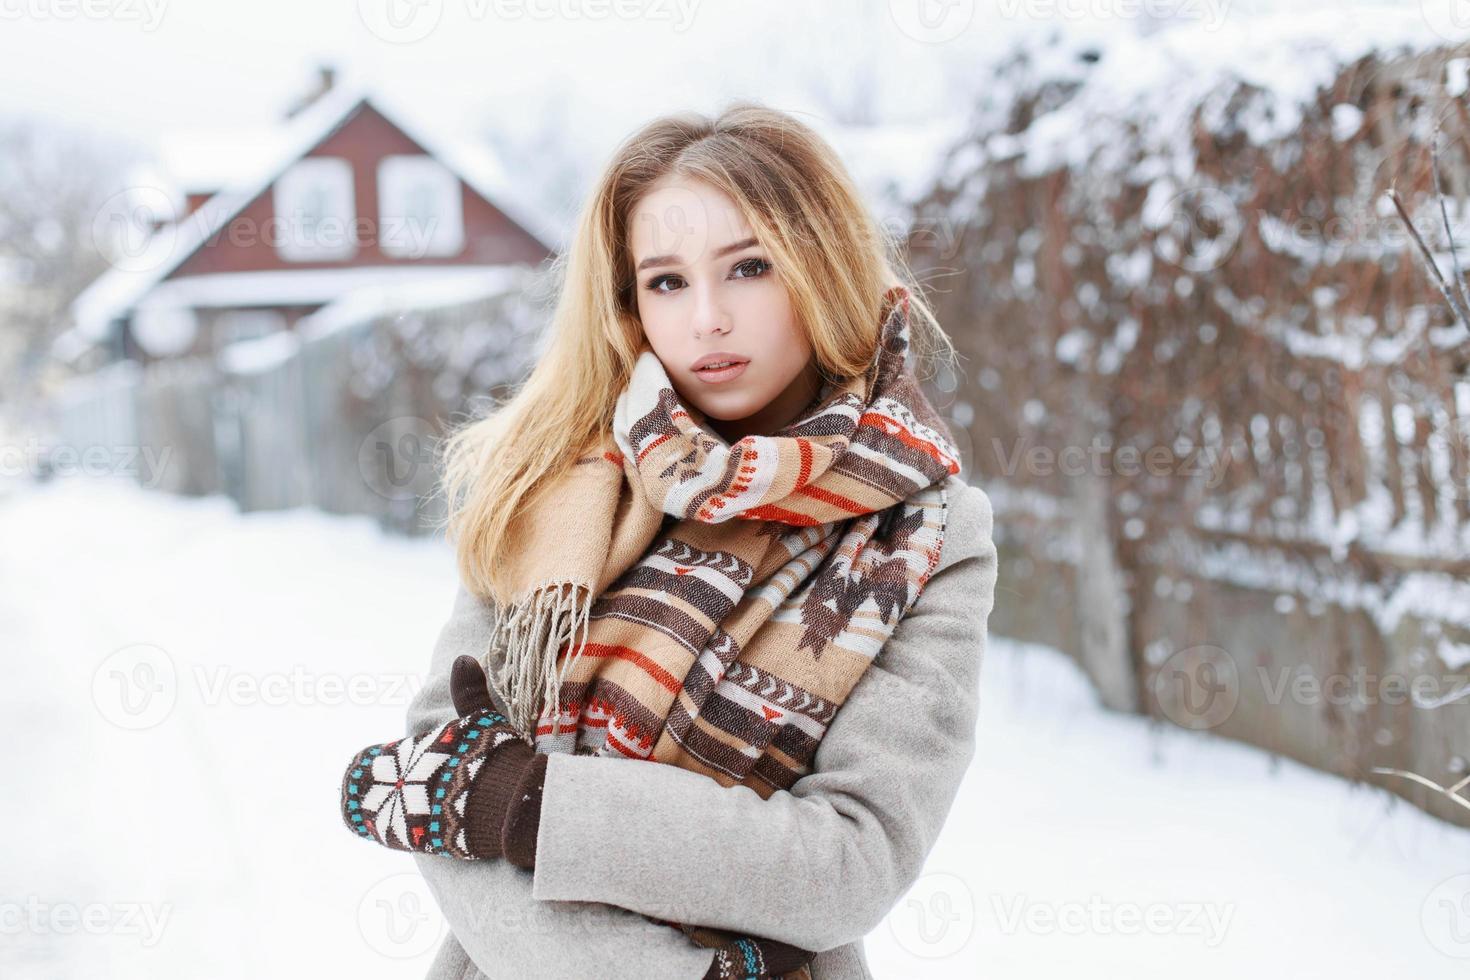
[39,266,547,535]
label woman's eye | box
[643,259,768,295]
[732,258,770,279]
[645,274,684,294]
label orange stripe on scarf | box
[564,642,684,693]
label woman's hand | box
[339,655,547,864]
[699,935,816,979]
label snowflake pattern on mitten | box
[341,707,522,858]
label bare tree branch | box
[1386,185,1470,332]
[1370,766,1470,814]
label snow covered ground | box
[2,477,1466,978]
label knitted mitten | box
[340,655,547,863]
[701,936,817,979]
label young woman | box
[339,101,998,980]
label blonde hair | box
[437,100,957,600]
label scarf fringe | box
[485,580,595,739]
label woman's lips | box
[692,360,748,384]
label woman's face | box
[628,175,822,444]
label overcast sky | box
[0,1,1017,158]
[0,0,1423,205]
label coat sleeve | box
[529,482,999,953]
[404,586,719,980]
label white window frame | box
[376,154,465,259]
[272,157,357,262]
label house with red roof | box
[69,68,557,363]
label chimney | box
[284,64,337,120]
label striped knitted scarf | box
[481,285,960,975]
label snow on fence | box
[40,265,546,535]
[911,30,1470,827]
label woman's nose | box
[690,283,732,338]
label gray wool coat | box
[403,475,998,980]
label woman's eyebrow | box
[636,236,760,271]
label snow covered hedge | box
[908,15,1470,826]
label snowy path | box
[2,478,1466,978]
